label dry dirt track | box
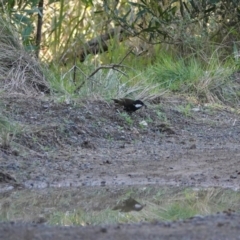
[1,96,240,239]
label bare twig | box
[73,53,77,85]
[118,48,133,65]
[74,48,133,93]
[88,64,127,78]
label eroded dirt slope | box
[1,96,240,190]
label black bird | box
[112,197,146,212]
[112,98,146,113]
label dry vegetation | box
[0,17,49,95]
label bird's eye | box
[134,104,143,108]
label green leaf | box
[22,25,34,39]
[157,5,163,15]
[122,8,131,21]
[136,9,147,18]
[8,0,15,9]
[13,13,31,25]
[129,2,146,8]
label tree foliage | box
[104,0,240,44]
[0,0,41,50]
[0,0,240,62]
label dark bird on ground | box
[112,98,146,113]
[112,197,146,212]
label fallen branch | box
[60,27,128,64]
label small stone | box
[101,181,106,186]
[189,144,196,149]
[100,227,107,233]
[33,215,47,224]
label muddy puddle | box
[1,186,240,225]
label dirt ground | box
[1,95,240,239]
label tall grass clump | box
[0,115,20,150]
[48,59,165,102]
[145,53,203,92]
[0,16,49,95]
[143,48,240,105]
